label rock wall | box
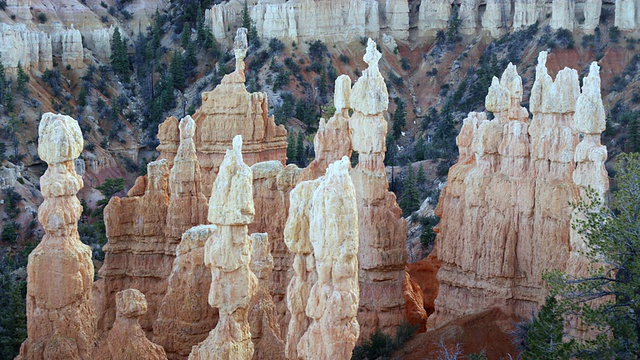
[206,0,640,45]
[0,23,52,74]
[428,52,608,328]
[19,113,96,359]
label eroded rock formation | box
[249,233,286,360]
[429,52,608,328]
[95,289,167,360]
[189,135,258,360]
[285,157,360,359]
[349,39,407,339]
[19,113,96,359]
[153,225,219,360]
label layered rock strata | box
[160,28,289,197]
[429,52,608,328]
[189,135,258,360]
[95,289,167,360]
[349,39,407,339]
[249,233,286,360]
[19,113,96,359]
[285,157,360,359]
[0,23,52,74]
[96,115,208,337]
[153,225,219,360]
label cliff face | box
[206,0,634,45]
[428,52,609,328]
[19,113,96,360]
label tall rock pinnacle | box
[19,113,96,359]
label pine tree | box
[417,164,426,184]
[392,99,407,139]
[399,165,420,216]
[78,86,87,107]
[414,136,427,161]
[296,132,305,166]
[184,43,197,78]
[286,131,297,164]
[16,62,29,94]
[519,296,572,360]
[110,27,131,80]
[241,1,259,46]
[180,25,191,49]
[0,60,5,104]
[385,133,396,166]
[169,50,185,91]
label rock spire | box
[189,135,258,360]
[19,113,96,359]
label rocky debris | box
[19,113,96,359]
[428,52,608,329]
[285,157,360,359]
[153,225,219,360]
[249,233,286,360]
[95,289,167,360]
[189,135,258,360]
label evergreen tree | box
[392,99,407,139]
[628,117,640,152]
[296,132,305,166]
[0,60,5,104]
[286,131,297,164]
[16,62,29,94]
[5,89,13,114]
[414,136,427,161]
[184,43,197,78]
[78,85,87,107]
[417,164,426,184]
[241,1,259,47]
[169,50,185,91]
[546,153,640,358]
[92,178,124,218]
[110,27,131,80]
[400,165,420,216]
[385,133,396,166]
[519,296,573,360]
[180,25,191,49]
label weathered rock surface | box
[51,24,84,69]
[19,113,96,360]
[403,271,428,333]
[349,40,407,340]
[0,23,52,74]
[285,157,360,359]
[189,135,258,360]
[95,289,167,360]
[428,52,608,329]
[153,225,219,360]
[249,233,286,360]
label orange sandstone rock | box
[19,113,96,360]
[95,289,167,360]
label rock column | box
[349,39,407,339]
[189,135,258,360]
[19,113,96,359]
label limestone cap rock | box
[575,62,606,134]
[38,112,83,164]
[334,74,352,112]
[350,39,389,115]
[116,289,148,318]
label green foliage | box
[275,93,295,125]
[3,187,23,219]
[295,132,305,166]
[0,60,5,105]
[545,153,640,358]
[414,136,427,161]
[392,99,406,139]
[16,62,29,94]
[78,85,87,107]
[339,54,350,64]
[180,25,191,48]
[286,131,296,164]
[0,267,27,358]
[400,165,420,217]
[518,296,573,360]
[609,26,621,43]
[352,323,418,360]
[308,40,328,63]
[385,134,396,167]
[268,38,284,54]
[93,178,124,218]
[169,50,185,90]
[110,27,131,80]
[420,215,439,248]
[1,221,19,243]
[445,5,462,44]
[242,1,260,47]
[295,98,318,129]
[37,12,47,23]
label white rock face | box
[551,0,575,30]
[513,0,539,29]
[418,0,451,34]
[380,0,410,40]
[583,0,602,34]
[38,113,84,164]
[6,0,32,20]
[615,0,638,30]
[51,24,84,69]
[459,0,479,35]
[0,23,52,74]
[85,25,114,60]
[482,0,511,36]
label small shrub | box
[339,54,350,64]
[100,1,107,8]
[401,58,411,71]
[609,26,621,43]
[0,1,7,11]
[37,12,47,23]
[268,38,285,54]
[1,221,20,243]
